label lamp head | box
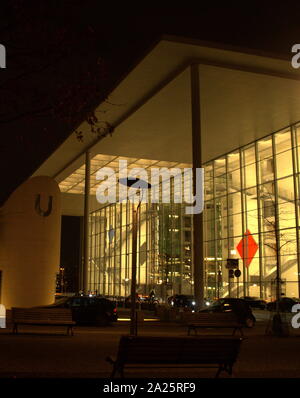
[119,177,151,189]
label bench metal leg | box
[237,327,243,337]
[111,364,124,378]
[187,327,197,336]
[12,323,18,334]
[232,327,243,337]
[215,363,234,378]
[67,326,74,336]
[215,363,233,378]
[111,365,117,378]
[215,365,223,378]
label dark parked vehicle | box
[124,294,159,310]
[168,295,196,310]
[241,296,267,310]
[266,297,300,312]
[39,295,118,325]
[199,298,256,328]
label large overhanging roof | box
[32,35,300,185]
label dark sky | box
[1,1,300,204]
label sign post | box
[226,259,239,297]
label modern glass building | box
[20,36,300,308]
[82,122,300,301]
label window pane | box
[276,150,293,178]
[214,158,226,177]
[259,157,274,183]
[244,163,257,188]
[204,200,215,221]
[228,192,242,215]
[228,168,241,193]
[228,214,242,237]
[257,136,273,161]
[227,151,240,171]
[245,187,259,234]
[275,129,292,154]
[277,177,295,229]
[215,175,227,197]
[243,146,256,166]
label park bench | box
[11,307,75,336]
[187,312,244,336]
[106,335,242,378]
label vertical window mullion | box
[239,148,247,296]
[213,163,217,298]
[272,133,282,297]
[226,156,231,296]
[255,141,264,298]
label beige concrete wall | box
[0,176,61,308]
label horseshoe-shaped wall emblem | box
[35,194,53,217]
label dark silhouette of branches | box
[0,0,116,142]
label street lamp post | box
[119,177,151,336]
[130,202,138,336]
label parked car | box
[241,296,267,310]
[199,298,256,328]
[266,297,300,312]
[167,295,197,310]
[125,294,159,309]
[39,295,118,325]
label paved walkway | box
[1,312,300,378]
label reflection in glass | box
[204,124,300,300]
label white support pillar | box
[83,151,91,294]
[190,64,204,309]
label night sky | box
[1,1,300,204]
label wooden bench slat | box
[107,336,242,377]
[11,307,75,336]
[186,312,244,336]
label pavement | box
[0,309,300,378]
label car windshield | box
[183,296,195,301]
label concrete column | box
[83,151,91,294]
[0,176,61,308]
[190,64,204,309]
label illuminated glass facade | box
[88,201,193,299]
[204,122,300,301]
[88,122,300,301]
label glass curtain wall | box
[204,123,300,300]
[88,122,300,301]
[88,200,193,300]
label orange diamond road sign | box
[236,230,258,268]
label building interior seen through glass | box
[87,122,300,302]
[204,123,300,301]
[88,190,194,301]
